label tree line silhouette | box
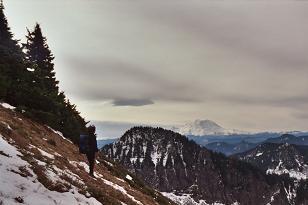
[0,2,87,143]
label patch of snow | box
[102,178,143,205]
[284,185,297,204]
[126,175,133,181]
[163,153,168,167]
[52,165,85,185]
[0,135,101,205]
[54,152,62,157]
[0,103,15,110]
[161,192,227,205]
[266,189,280,205]
[142,144,147,156]
[46,126,73,144]
[70,161,90,173]
[151,145,162,167]
[37,148,55,159]
[116,177,125,183]
[1,121,12,130]
[256,152,263,157]
[266,160,307,180]
[26,67,35,72]
[130,157,138,164]
[35,159,46,166]
[104,160,113,167]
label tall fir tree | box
[24,23,59,93]
[0,0,13,43]
[0,0,27,103]
[24,23,87,143]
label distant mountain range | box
[96,119,308,156]
[173,119,308,155]
[102,126,306,205]
[205,134,308,156]
[97,138,117,148]
[204,141,257,156]
[265,133,308,145]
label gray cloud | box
[63,57,203,104]
[136,2,308,72]
[293,112,308,120]
[7,0,308,131]
[220,94,308,109]
[112,99,154,107]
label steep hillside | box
[102,126,303,205]
[234,143,308,181]
[0,104,174,205]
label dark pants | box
[86,152,95,175]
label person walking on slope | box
[85,125,98,177]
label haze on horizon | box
[4,0,308,133]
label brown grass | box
[0,106,176,205]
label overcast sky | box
[5,0,308,133]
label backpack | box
[79,134,89,154]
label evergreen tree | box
[0,1,13,43]
[0,1,27,103]
[0,2,87,143]
[24,23,87,143]
[24,23,59,93]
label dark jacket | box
[87,134,98,154]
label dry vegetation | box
[0,106,175,205]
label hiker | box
[80,125,99,177]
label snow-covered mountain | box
[173,119,247,136]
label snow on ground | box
[101,178,143,205]
[265,189,280,205]
[0,135,101,205]
[0,103,15,110]
[70,160,90,173]
[26,67,35,72]
[37,148,55,159]
[70,160,143,205]
[266,160,307,180]
[161,192,235,205]
[284,185,297,203]
[0,121,12,130]
[126,174,133,181]
[255,152,263,157]
[46,126,73,144]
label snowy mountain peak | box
[173,119,246,136]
